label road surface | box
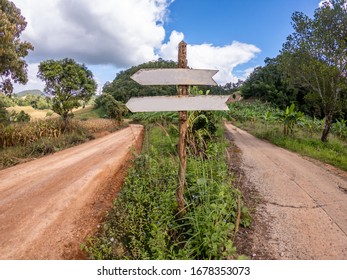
[225,122,347,259]
[0,124,143,259]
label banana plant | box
[277,103,304,135]
[332,119,347,139]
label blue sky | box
[164,0,320,74]
[12,0,323,92]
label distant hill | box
[16,89,44,97]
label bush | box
[15,110,31,122]
[95,93,127,122]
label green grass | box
[258,131,347,170]
[74,106,107,119]
[228,101,347,171]
[81,123,250,260]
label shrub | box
[95,93,128,122]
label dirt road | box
[0,124,143,260]
[225,122,347,259]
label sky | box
[11,0,325,93]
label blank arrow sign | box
[126,95,229,112]
[131,69,218,86]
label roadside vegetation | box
[82,114,250,260]
[226,101,347,171]
[0,92,127,170]
[0,117,120,169]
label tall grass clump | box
[82,123,250,260]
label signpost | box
[125,95,229,112]
[127,41,229,215]
[131,68,218,86]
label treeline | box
[241,57,347,120]
[241,0,347,142]
[0,93,52,110]
[102,59,239,103]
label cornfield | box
[0,118,117,149]
[0,119,63,148]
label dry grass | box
[6,106,58,119]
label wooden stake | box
[177,41,188,216]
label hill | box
[16,89,44,97]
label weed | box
[82,123,250,260]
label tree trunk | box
[321,110,333,142]
[62,114,69,133]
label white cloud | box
[12,0,171,67]
[239,66,258,81]
[160,31,260,84]
[11,0,260,91]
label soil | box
[0,124,144,260]
[224,122,347,260]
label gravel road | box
[0,124,143,259]
[225,122,347,259]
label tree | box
[37,58,97,128]
[280,0,347,142]
[103,59,177,103]
[240,57,314,112]
[95,93,128,123]
[0,0,33,94]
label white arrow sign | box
[126,95,229,112]
[131,68,218,86]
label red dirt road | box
[0,124,143,260]
[225,122,347,259]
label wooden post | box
[177,41,188,216]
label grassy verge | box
[74,106,107,120]
[228,102,347,171]
[255,128,347,170]
[81,123,250,260]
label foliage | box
[332,119,347,140]
[37,58,97,128]
[228,101,347,171]
[0,93,16,107]
[186,87,218,157]
[132,111,178,125]
[276,103,304,135]
[16,94,52,110]
[82,125,249,260]
[103,59,177,103]
[11,110,31,122]
[95,93,127,122]
[0,0,34,94]
[241,57,304,110]
[0,99,9,123]
[280,0,347,142]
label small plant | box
[276,103,304,135]
[332,119,347,140]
